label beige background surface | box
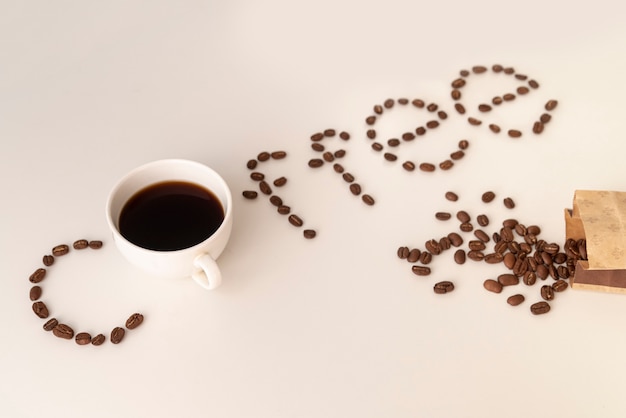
[2,1,626,417]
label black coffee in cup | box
[119,181,224,251]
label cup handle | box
[192,253,222,290]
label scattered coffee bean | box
[434,281,455,294]
[259,181,272,195]
[374,104,384,114]
[366,115,376,125]
[323,151,335,162]
[371,143,383,151]
[367,129,376,139]
[334,149,346,158]
[277,205,291,215]
[384,153,397,162]
[530,301,551,315]
[362,194,375,206]
[242,190,258,199]
[349,183,362,195]
[541,285,555,301]
[271,151,287,159]
[484,279,503,294]
[445,191,459,202]
[478,104,492,112]
[53,324,74,339]
[125,313,144,330]
[52,244,69,256]
[545,100,558,111]
[407,249,421,263]
[310,132,324,141]
[246,159,258,169]
[507,294,525,306]
[29,286,42,301]
[439,160,453,170]
[303,229,317,239]
[73,239,88,250]
[110,327,125,344]
[308,158,324,168]
[455,103,466,114]
[273,177,287,187]
[456,210,471,223]
[75,332,92,345]
[411,266,431,276]
[311,143,325,152]
[528,79,540,89]
[454,249,466,264]
[489,124,501,133]
[516,86,530,95]
[451,89,461,100]
[450,150,465,160]
[402,161,416,171]
[492,96,503,105]
[342,173,355,183]
[339,131,350,140]
[412,99,425,108]
[435,212,452,221]
[384,99,395,108]
[468,117,482,125]
[498,274,519,286]
[397,246,410,259]
[88,240,103,249]
[448,232,463,247]
[508,129,522,138]
[32,301,49,318]
[503,197,515,209]
[250,172,265,181]
[288,215,304,227]
[552,279,569,292]
[257,152,270,161]
[269,195,283,207]
[91,334,106,346]
[533,122,545,134]
[481,191,496,203]
[43,318,58,331]
[540,113,552,123]
[29,268,46,283]
[503,93,516,101]
[42,255,54,266]
[333,163,345,173]
[419,163,436,172]
[476,214,489,227]
[420,251,433,264]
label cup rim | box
[105,158,233,254]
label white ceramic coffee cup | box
[105,159,233,290]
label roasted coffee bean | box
[557,266,570,279]
[42,255,54,266]
[492,96,503,105]
[504,253,516,269]
[367,129,376,139]
[503,67,515,74]
[397,246,410,259]
[362,194,375,206]
[52,244,69,256]
[308,158,324,168]
[411,265,431,276]
[508,129,522,138]
[530,301,551,315]
[515,73,528,80]
[420,251,433,265]
[468,117,482,125]
[288,215,304,227]
[474,229,490,243]
[384,153,398,162]
[438,111,448,120]
[374,104,384,114]
[310,132,324,141]
[451,89,461,100]
[445,191,459,202]
[271,151,287,159]
[529,79,540,89]
[447,232,463,247]
[450,150,465,160]
[73,239,88,250]
[484,279,503,293]
[303,229,316,239]
[456,210,470,223]
[29,286,42,301]
[503,197,515,209]
[472,65,487,73]
[75,332,92,345]
[246,159,258,169]
[323,151,335,162]
[250,172,265,181]
[277,205,291,215]
[425,239,442,255]
[334,149,346,158]
[88,240,103,249]
[494,240,508,254]
[242,190,258,199]
[372,142,383,151]
[349,183,362,195]
[111,327,125,344]
[407,249,421,263]
[451,78,466,88]
[478,104,492,112]
[507,294,525,306]
[439,160,453,170]
[434,281,455,294]
[387,138,400,147]
[541,251,553,265]
[543,243,560,255]
[527,225,541,235]
[498,274,519,286]
[91,334,106,346]
[384,98,395,108]
[420,162,436,172]
[257,152,270,161]
[416,126,427,135]
[435,212,452,221]
[540,113,552,123]
[269,195,283,207]
[455,103,466,114]
[552,279,569,292]
[536,264,549,280]
[514,223,527,236]
[342,173,355,183]
[439,237,451,251]
[469,240,486,251]
[426,120,440,129]
[517,86,530,95]
[29,268,46,284]
[426,103,438,112]
[333,163,345,173]
[503,93,516,101]
[402,161,416,171]
[397,98,408,105]
[467,250,484,261]
[459,222,473,232]
[259,181,272,195]
[489,124,501,133]
[53,324,74,339]
[500,227,514,242]
[492,64,503,72]
[402,132,416,141]
[533,122,544,134]
[366,115,376,125]
[125,313,144,330]
[273,177,287,187]
[545,100,558,111]
[541,285,555,301]
[43,318,58,331]
[484,253,504,264]
[454,249,466,264]
[32,301,49,318]
[460,69,470,76]
[481,191,496,203]
[311,143,325,152]
[476,214,489,227]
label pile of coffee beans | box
[243,150,318,239]
[363,98,471,172]
[397,191,586,315]
[450,64,558,138]
[29,239,144,345]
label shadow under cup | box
[106,159,233,290]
